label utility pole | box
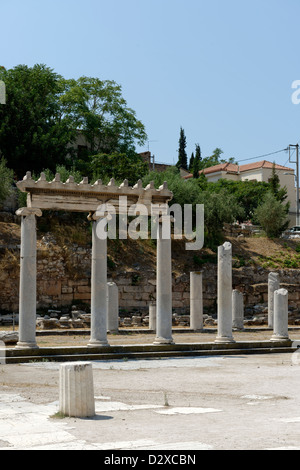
[289,144,299,225]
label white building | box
[184,160,297,225]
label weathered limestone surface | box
[15,208,42,349]
[88,217,109,347]
[154,216,173,344]
[59,362,95,418]
[149,302,156,332]
[190,271,203,330]
[268,272,280,328]
[271,288,289,341]
[232,289,244,330]
[107,282,119,333]
[215,242,235,343]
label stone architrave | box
[154,215,174,344]
[190,271,203,331]
[15,207,42,349]
[271,288,290,341]
[232,289,244,330]
[59,362,95,418]
[107,282,119,333]
[215,242,235,343]
[88,215,109,347]
[268,272,280,328]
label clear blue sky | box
[1,0,300,169]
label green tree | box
[0,158,14,204]
[176,127,188,170]
[90,153,148,186]
[199,148,238,170]
[268,162,289,207]
[0,64,76,178]
[193,144,201,178]
[205,178,270,221]
[189,152,194,172]
[198,189,245,244]
[254,191,289,237]
[60,76,147,161]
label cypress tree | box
[193,144,202,178]
[176,127,188,170]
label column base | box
[15,341,39,350]
[270,335,290,342]
[215,336,235,344]
[87,340,110,348]
[153,336,174,345]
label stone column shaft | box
[149,303,156,332]
[232,289,244,330]
[154,216,173,344]
[16,208,42,349]
[268,272,280,328]
[107,282,119,333]
[88,217,109,347]
[271,288,289,341]
[215,242,235,343]
[190,271,203,330]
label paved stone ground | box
[1,333,300,450]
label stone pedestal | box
[154,216,173,344]
[15,207,42,349]
[59,362,95,418]
[88,216,109,347]
[232,289,244,330]
[149,303,156,332]
[215,242,235,343]
[268,272,280,328]
[190,271,203,330]
[107,282,119,333]
[271,288,289,341]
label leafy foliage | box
[0,158,14,204]
[0,65,147,178]
[254,191,289,238]
[0,64,76,178]
[89,153,148,186]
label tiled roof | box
[184,160,294,179]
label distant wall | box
[1,241,300,316]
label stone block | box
[59,362,95,418]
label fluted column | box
[15,207,42,349]
[154,215,173,344]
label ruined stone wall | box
[1,239,300,317]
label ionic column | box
[107,282,119,333]
[232,289,244,330]
[88,215,109,347]
[154,215,173,344]
[15,207,42,349]
[271,288,289,341]
[215,241,235,343]
[268,272,280,328]
[190,271,203,330]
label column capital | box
[16,207,42,217]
